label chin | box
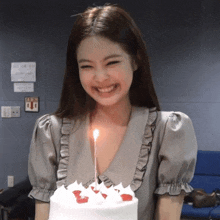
[95,100,118,107]
[95,96,128,108]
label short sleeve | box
[154,112,198,196]
[28,114,57,202]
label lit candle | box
[93,129,99,190]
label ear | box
[132,60,138,71]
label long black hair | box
[54,3,160,120]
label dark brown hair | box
[54,3,160,120]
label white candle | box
[93,129,99,190]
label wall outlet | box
[8,176,14,187]
[11,106,20,117]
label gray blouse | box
[28,106,198,220]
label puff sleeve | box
[154,112,198,196]
[28,114,58,202]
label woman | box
[28,4,198,220]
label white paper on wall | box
[11,62,36,82]
[14,83,34,92]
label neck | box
[91,100,132,127]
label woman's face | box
[76,36,137,107]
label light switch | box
[8,176,14,187]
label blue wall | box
[0,0,220,189]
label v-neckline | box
[84,106,149,180]
[86,106,134,176]
[64,106,151,188]
[58,106,158,190]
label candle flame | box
[93,129,99,141]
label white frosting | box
[98,183,109,194]
[114,182,124,192]
[48,181,138,220]
[52,185,76,207]
[119,185,135,197]
[67,181,85,192]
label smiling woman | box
[77,36,136,107]
[28,3,197,220]
[53,3,160,121]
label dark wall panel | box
[0,0,219,188]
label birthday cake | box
[48,181,138,220]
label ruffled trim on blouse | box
[130,107,158,191]
[154,182,194,195]
[28,186,55,202]
[56,107,158,191]
[84,175,115,188]
[56,118,72,188]
[99,175,115,187]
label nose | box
[94,67,109,82]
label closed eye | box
[107,61,120,65]
[80,65,92,69]
[80,61,120,69]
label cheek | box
[79,71,88,83]
[79,72,89,90]
[79,73,95,97]
[127,75,133,88]
[123,70,133,87]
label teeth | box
[97,85,116,93]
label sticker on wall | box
[25,97,39,112]
[14,83,34,92]
[11,62,36,82]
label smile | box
[96,84,117,93]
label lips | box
[95,84,118,93]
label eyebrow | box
[78,54,123,63]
